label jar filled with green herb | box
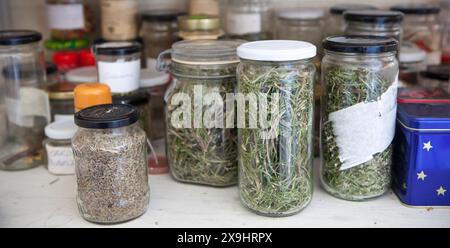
[321,36,399,201]
[158,39,244,186]
[236,40,316,216]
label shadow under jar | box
[72,104,149,224]
[159,39,244,187]
[320,36,399,201]
[237,40,316,216]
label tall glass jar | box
[72,104,149,224]
[141,10,185,59]
[321,36,399,201]
[344,10,404,45]
[100,0,138,41]
[158,39,244,186]
[178,15,223,40]
[0,30,50,171]
[324,4,377,37]
[391,4,443,65]
[237,40,316,216]
[224,0,272,41]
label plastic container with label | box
[0,30,50,171]
[43,119,77,175]
[100,0,138,41]
[399,42,427,87]
[321,36,399,201]
[324,4,377,37]
[178,15,223,40]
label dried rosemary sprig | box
[321,65,393,200]
[238,62,315,216]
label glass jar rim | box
[344,10,404,24]
[323,36,398,54]
[390,4,441,15]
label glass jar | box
[276,9,324,55]
[46,62,60,85]
[324,4,377,37]
[48,82,76,121]
[158,39,243,186]
[45,0,94,40]
[321,36,399,201]
[113,90,151,140]
[43,119,77,175]
[178,15,223,40]
[74,83,112,112]
[100,0,138,41]
[344,10,404,45]
[442,0,450,64]
[141,10,185,59]
[0,30,50,171]
[189,0,219,16]
[419,65,450,91]
[95,42,141,94]
[72,104,149,224]
[224,0,272,41]
[391,4,443,65]
[399,42,427,87]
[236,40,316,216]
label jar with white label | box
[224,0,272,41]
[324,4,377,38]
[95,42,141,94]
[237,40,316,216]
[0,30,50,171]
[46,0,93,40]
[43,119,77,175]
[100,0,138,41]
[391,4,443,65]
[321,36,399,201]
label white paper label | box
[47,4,85,29]
[98,59,140,93]
[45,144,75,175]
[226,12,262,35]
[5,87,51,128]
[329,82,398,171]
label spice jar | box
[324,4,377,37]
[48,82,76,121]
[113,90,151,139]
[74,83,112,112]
[344,10,404,45]
[391,4,443,65]
[0,30,50,171]
[100,0,138,41]
[95,42,141,93]
[43,119,77,175]
[321,36,399,201]
[45,0,94,40]
[224,0,271,41]
[399,42,427,87]
[419,65,450,91]
[178,15,223,40]
[236,40,316,216]
[158,39,244,186]
[73,104,149,224]
[141,10,185,59]
[189,0,219,16]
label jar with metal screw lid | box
[177,15,223,40]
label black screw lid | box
[75,104,139,129]
[113,90,150,106]
[95,42,141,56]
[344,10,404,24]
[0,30,42,46]
[390,4,440,15]
[141,9,186,22]
[323,36,398,54]
[420,65,450,81]
[330,4,377,15]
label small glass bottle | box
[47,82,77,121]
[391,4,443,65]
[237,40,316,216]
[321,36,399,201]
[43,119,77,175]
[73,104,149,224]
[100,0,139,41]
[324,4,377,37]
[399,42,427,87]
[178,15,223,40]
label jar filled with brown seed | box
[72,104,149,224]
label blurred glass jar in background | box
[100,0,139,41]
[399,42,427,87]
[324,4,377,37]
[441,0,450,64]
[178,15,223,40]
[419,64,450,92]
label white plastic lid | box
[140,59,171,88]
[66,66,98,83]
[237,40,317,61]
[399,42,426,63]
[45,119,78,140]
[278,9,325,20]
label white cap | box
[237,40,317,62]
[45,119,78,140]
[140,58,171,88]
[399,42,426,63]
[278,9,325,20]
[66,66,98,83]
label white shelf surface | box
[1,158,449,228]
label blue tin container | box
[393,103,450,206]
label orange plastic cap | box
[74,83,112,111]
